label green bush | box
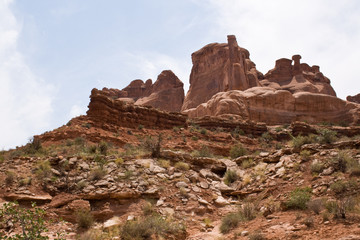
[300,150,311,161]
[99,141,108,155]
[34,160,52,180]
[330,180,347,194]
[285,187,312,210]
[89,167,107,181]
[229,144,247,159]
[24,137,42,155]
[317,129,337,144]
[0,202,65,240]
[310,161,325,174]
[224,170,238,186]
[330,151,351,172]
[248,232,266,240]
[5,171,16,186]
[261,132,273,143]
[141,134,162,158]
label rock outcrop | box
[184,87,360,125]
[101,70,184,112]
[181,35,262,111]
[134,70,184,112]
[347,93,360,104]
[87,88,187,129]
[261,55,336,96]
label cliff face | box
[184,87,360,125]
[347,93,360,104]
[87,88,187,129]
[181,35,262,111]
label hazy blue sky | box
[1,0,360,149]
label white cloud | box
[125,51,191,92]
[0,0,54,149]
[69,104,86,119]
[207,0,360,99]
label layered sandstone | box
[184,87,360,125]
[181,35,262,111]
[347,93,360,104]
[102,70,184,112]
[261,55,336,96]
[87,88,187,129]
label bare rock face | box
[102,70,184,112]
[347,93,360,104]
[181,35,262,111]
[134,70,184,112]
[184,87,360,125]
[261,55,336,96]
[87,88,187,129]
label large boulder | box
[184,87,360,125]
[261,55,336,96]
[181,35,262,111]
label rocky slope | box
[1,118,360,239]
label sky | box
[1,0,360,149]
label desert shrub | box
[138,124,144,130]
[241,158,254,169]
[76,180,88,190]
[329,151,349,173]
[99,141,108,155]
[229,144,247,159]
[94,154,106,167]
[307,198,324,215]
[248,232,266,240]
[310,161,325,174]
[325,198,355,219]
[200,128,207,135]
[300,150,311,161]
[192,145,213,158]
[302,216,314,228]
[34,160,52,180]
[317,129,337,144]
[24,137,42,154]
[74,137,85,146]
[224,170,238,185]
[241,203,256,221]
[261,132,273,143]
[191,136,198,141]
[115,157,124,166]
[0,151,4,163]
[330,180,347,194]
[290,134,316,149]
[220,203,256,234]
[5,171,16,186]
[158,159,170,168]
[19,177,32,187]
[141,134,162,158]
[89,167,107,181]
[88,145,97,154]
[120,215,185,240]
[0,202,65,240]
[174,162,190,171]
[220,212,241,234]
[231,127,245,138]
[76,209,94,229]
[142,202,155,216]
[124,170,133,180]
[285,187,312,210]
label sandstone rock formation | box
[87,88,187,129]
[347,93,360,104]
[261,55,336,96]
[181,35,262,111]
[102,70,184,112]
[184,87,360,125]
[134,70,184,112]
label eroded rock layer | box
[87,88,187,129]
[347,93,360,104]
[181,35,262,111]
[102,70,184,112]
[261,55,336,96]
[184,87,360,125]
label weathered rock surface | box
[134,70,184,112]
[87,88,187,129]
[103,70,184,112]
[347,93,360,104]
[181,35,262,111]
[184,87,360,125]
[261,55,336,96]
